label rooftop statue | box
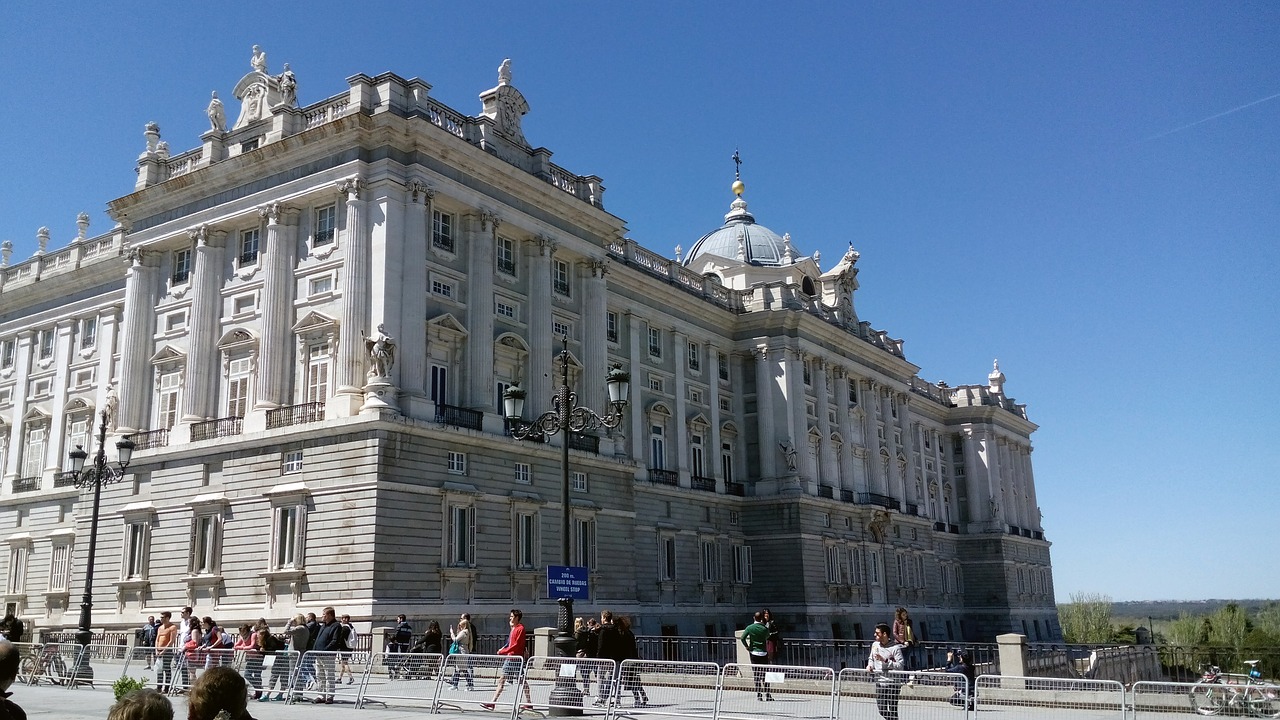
[207,91,226,133]
[251,44,267,73]
[278,63,297,107]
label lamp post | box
[66,408,134,680]
[504,336,628,716]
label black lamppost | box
[67,409,134,679]
[504,336,628,716]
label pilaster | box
[368,179,404,395]
[332,178,369,417]
[834,368,856,492]
[673,330,689,487]
[180,226,226,423]
[464,213,497,412]
[525,234,553,416]
[580,258,609,415]
[814,358,836,489]
[399,181,431,416]
[255,203,300,412]
[118,250,161,434]
[753,346,779,483]
[2,332,34,482]
[43,320,76,473]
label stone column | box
[464,213,497,412]
[627,312,645,471]
[814,359,836,489]
[785,350,810,491]
[94,307,120,417]
[672,331,689,487]
[708,343,723,492]
[1023,446,1042,531]
[3,332,34,482]
[181,226,226,424]
[864,380,887,496]
[333,179,370,416]
[834,368,856,493]
[117,250,161,434]
[754,346,779,484]
[526,236,553,416]
[580,258,609,415]
[399,181,431,416]
[43,320,76,472]
[362,179,405,414]
[254,203,300,413]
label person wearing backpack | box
[336,614,357,685]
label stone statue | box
[103,383,119,429]
[278,63,297,107]
[243,85,263,122]
[498,58,512,85]
[207,91,226,132]
[365,324,396,378]
[251,44,267,73]
[779,441,798,472]
[868,509,891,543]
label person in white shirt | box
[866,623,905,720]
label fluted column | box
[627,311,645,469]
[3,332,34,481]
[526,235,553,415]
[1023,446,1041,530]
[673,331,689,486]
[465,213,497,410]
[785,350,810,488]
[181,226,226,423]
[43,320,76,472]
[834,368,855,492]
[333,179,370,414]
[814,359,835,488]
[256,203,300,410]
[864,380,887,496]
[754,346,779,481]
[117,250,161,434]
[708,343,723,491]
[580,258,609,415]
[399,181,431,412]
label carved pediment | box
[21,406,50,423]
[216,328,258,352]
[427,313,469,336]
[149,345,187,365]
[292,311,338,335]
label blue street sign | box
[547,565,589,600]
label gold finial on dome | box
[732,179,745,196]
[731,149,745,196]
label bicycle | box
[1190,661,1280,717]
[20,646,71,686]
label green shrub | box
[112,676,146,701]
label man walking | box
[741,611,774,701]
[154,611,177,694]
[311,607,343,704]
[593,611,622,706]
[139,616,158,669]
[481,609,532,711]
[867,622,905,720]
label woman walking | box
[445,617,475,690]
[617,616,648,707]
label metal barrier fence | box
[357,650,440,709]
[976,673,1126,719]
[611,659,720,718]
[836,670,970,720]
[522,656,615,715]
[1133,678,1280,718]
[23,642,87,687]
[719,662,835,720]
[423,654,527,713]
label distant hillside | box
[1109,599,1277,619]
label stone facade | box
[0,52,1059,643]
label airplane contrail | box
[1140,92,1280,142]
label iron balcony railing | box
[859,492,901,511]
[649,468,678,486]
[54,472,77,488]
[266,401,325,429]
[435,403,483,431]
[191,417,243,442]
[841,488,856,503]
[12,476,39,493]
[725,480,745,497]
[906,503,920,516]
[131,428,169,450]
[818,485,835,499]
[691,476,716,492]
[567,432,600,454]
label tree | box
[1059,592,1114,644]
[1167,612,1206,647]
[1209,604,1249,650]
[1255,603,1280,637]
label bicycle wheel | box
[18,656,36,685]
[1191,681,1226,716]
[1249,685,1280,719]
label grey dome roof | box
[683,195,793,267]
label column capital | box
[481,210,502,232]
[536,234,557,257]
[338,177,365,202]
[259,202,300,225]
[406,179,435,202]
[587,257,610,278]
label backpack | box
[343,624,357,651]
[261,633,283,653]
[393,623,413,645]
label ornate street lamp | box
[67,408,135,680]
[504,336,628,715]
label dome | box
[683,187,795,267]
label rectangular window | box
[308,275,333,296]
[648,375,664,393]
[123,521,148,580]
[432,210,454,252]
[688,342,700,372]
[314,205,336,246]
[189,514,221,575]
[688,388,703,405]
[732,544,752,584]
[495,299,517,320]
[448,451,467,475]
[74,370,94,388]
[826,545,843,584]
[700,540,720,582]
[432,279,455,299]
[283,450,304,473]
[514,462,531,484]
[516,512,537,569]
[48,542,72,592]
[172,249,191,284]
[573,517,596,571]
[158,372,181,430]
[722,443,734,483]
[690,433,705,477]
[869,551,881,585]
[165,312,187,333]
[39,330,55,359]
[226,357,252,418]
[718,352,730,381]
[606,312,618,343]
[23,426,45,479]
[496,237,516,276]
[306,345,330,404]
[650,425,665,470]
[647,327,662,358]
[803,361,812,386]
[850,548,863,585]
[271,505,305,570]
[553,320,572,339]
[233,294,255,315]
[67,419,90,467]
[430,365,448,404]
[659,536,677,580]
[80,317,98,350]
[571,471,588,492]
[6,545,28,594]
[447,504,476,567]
[553,259,571,296]
[33,379,51,398]
[239,228,260,266]
[719,397,731,413]
[1,340,14,369]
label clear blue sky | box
[2,2,1276,602]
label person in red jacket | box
[481,609,532,711]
